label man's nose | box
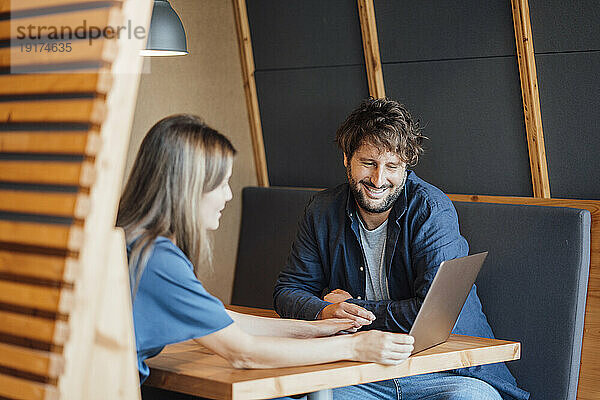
[370,167,386,188]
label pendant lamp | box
[140,0,188,56]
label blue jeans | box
[332,372,502,400]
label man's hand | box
[324,288,353,303]
[318,302,375,328]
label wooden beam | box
[357,0,385,99]
[232,0,269,187]
[0,190,90,219]
[447,194,599,400]
[0,220,83,251]
[0,280,72,313]
[0,161,95,187]
[0,343,64,378]
[0,373,58,400]
[0,131,101,155]
[0,0,123,13]
[0,98,106,124]
[0,250,78,283]
[511,0,550,198]
[0,72,112,96]
[0,310,69,345]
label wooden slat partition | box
[0,0,124,14]
[0,220,83,250]
[0,73,112,95]
[0,98,106,124]
[0,0,149,398]
[0,7,122,41]
[0,342,64,378]
[0,310,69,344]
[232,0,269,187]
[511,0,550,199]
[0,250,78,282]
[0,130,101,155]
[0,373,59,400]
[448,194,599,400]
[0,280,72,313]
[0,190,89,218]
[0,161,95,186]
[357,0,386,99]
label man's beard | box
[347,166,406,214]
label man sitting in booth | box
[273,98,529,400]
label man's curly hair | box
[335,98,426,166]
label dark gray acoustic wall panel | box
[246,0,364,70]
[528,1,600,199]
[377,0,531,196]
[529,0,600,53]
[247,0,368,188]
[255,67,368,187]
[375,0,516,62]
[536,52,600,199]
[384,58,532,196]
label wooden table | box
[145,306,521,400]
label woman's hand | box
[351,330,414,365]
[302,318,356,338]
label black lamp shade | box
[141,0,188,56]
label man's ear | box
[343,153,348,167]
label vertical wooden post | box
[232,0,270,187]
[357,0,386,99]
[511,0,550,198]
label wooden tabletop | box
[145,306,521,399]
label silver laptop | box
[409,252,488,354]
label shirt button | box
[359,266,364,271]
[357,296,362,299]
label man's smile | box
[361,182,390,199]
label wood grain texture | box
[0,190,89,219]
[0,130,101,155]
[0,38,118,68]
[146,334,520,399]
[0,0,123,13]
[0,372,58,400]
[56,0,152,397]
[0,249,78,282]
[0,309,69,345]
[447,194,599,400]
[0,98,106,124]
[0,342,64,378]
[0,7,122,41]
[232,0,269,187]
[0,279,72,313]
[357,0,385,99]
[0,220,83,251]
[0,160,95,186]
[511,0,550,198]
[0,72,112,95]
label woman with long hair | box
[117,114,414,399]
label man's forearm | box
[346,297,421,332]
[274,287,331,320]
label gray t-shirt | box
[358,217,390,301]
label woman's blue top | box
[128,237,233,382]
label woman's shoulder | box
[144,237,196,281]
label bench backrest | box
[233,186,591,400]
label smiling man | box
[273,98,529,400]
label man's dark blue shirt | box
[273,170,529,400]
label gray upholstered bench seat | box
[232,186,591,400]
